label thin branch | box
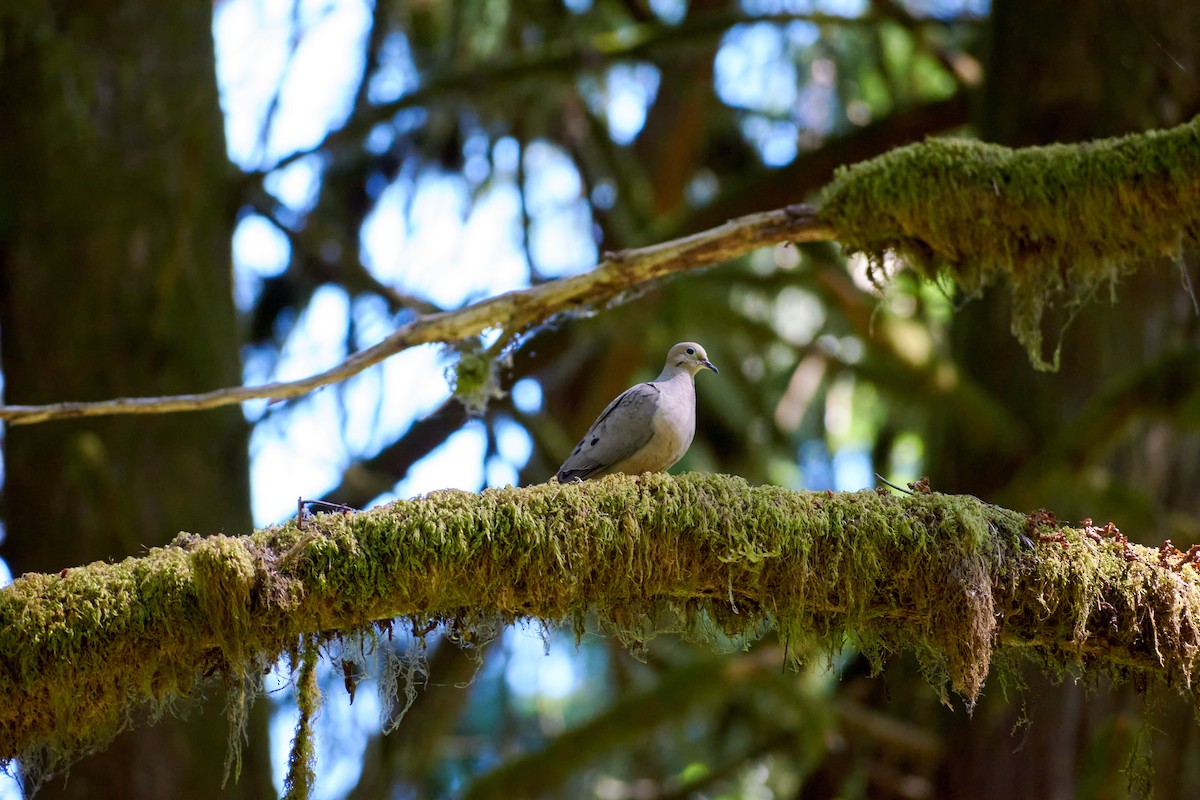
[350,0,392,115]
[9,114,1196,424]
[0,205,833,425]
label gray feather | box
[555,383,659,482]
[554,341,716,482]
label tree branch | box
[2,473,1198,775]
[5,115,1199,424]
[0,205,832,425]
[823,114,1200,368]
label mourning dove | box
[555,342,718,482]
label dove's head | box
[665,342,718,376]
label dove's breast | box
[607,374,696,474]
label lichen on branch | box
[2,473,1200,787]
[820,115,1200,369]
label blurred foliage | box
[217,0,1200,797]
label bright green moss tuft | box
[448,342,503,414]
[283,641,320,800]
[820,117,1200,369]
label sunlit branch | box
[0,205,833,425]
[11,112,1196,424]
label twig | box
[876,473,915,495]
[0,204,835,425]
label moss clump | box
[189,534,257,667]
[447,341,503,414]
[820,117,1200,369]
[3,473,1200,788]
[1002,522,1200,688]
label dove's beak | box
[702,360,718,374]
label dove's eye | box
[686,347,695,355]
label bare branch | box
[0,204,833,425]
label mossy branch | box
[2,117,1199,424]
[0,205,831,425]
[3,473,1200,779]
[822,115,1200,368]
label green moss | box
[189,535,257,667]
[820,117,1200,369]
[3,474,1200,788]
[283,640,320,800]
[447,341,502,414]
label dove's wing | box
[555,382,661,482]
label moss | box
[820,116,1200,369]
[2,474,1200,787]
[282,640,320,800]
[447,341,503,414]
[1002,523,1200,687]
[189,535,257,668]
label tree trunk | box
[931,1,1200,797]
[0,4,271,797]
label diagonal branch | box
[4,114,1198,424]
[0,205,832,425]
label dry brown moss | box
[819,117,1200,369]
[2,473,1199,787]
[1003,523,1200,686]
